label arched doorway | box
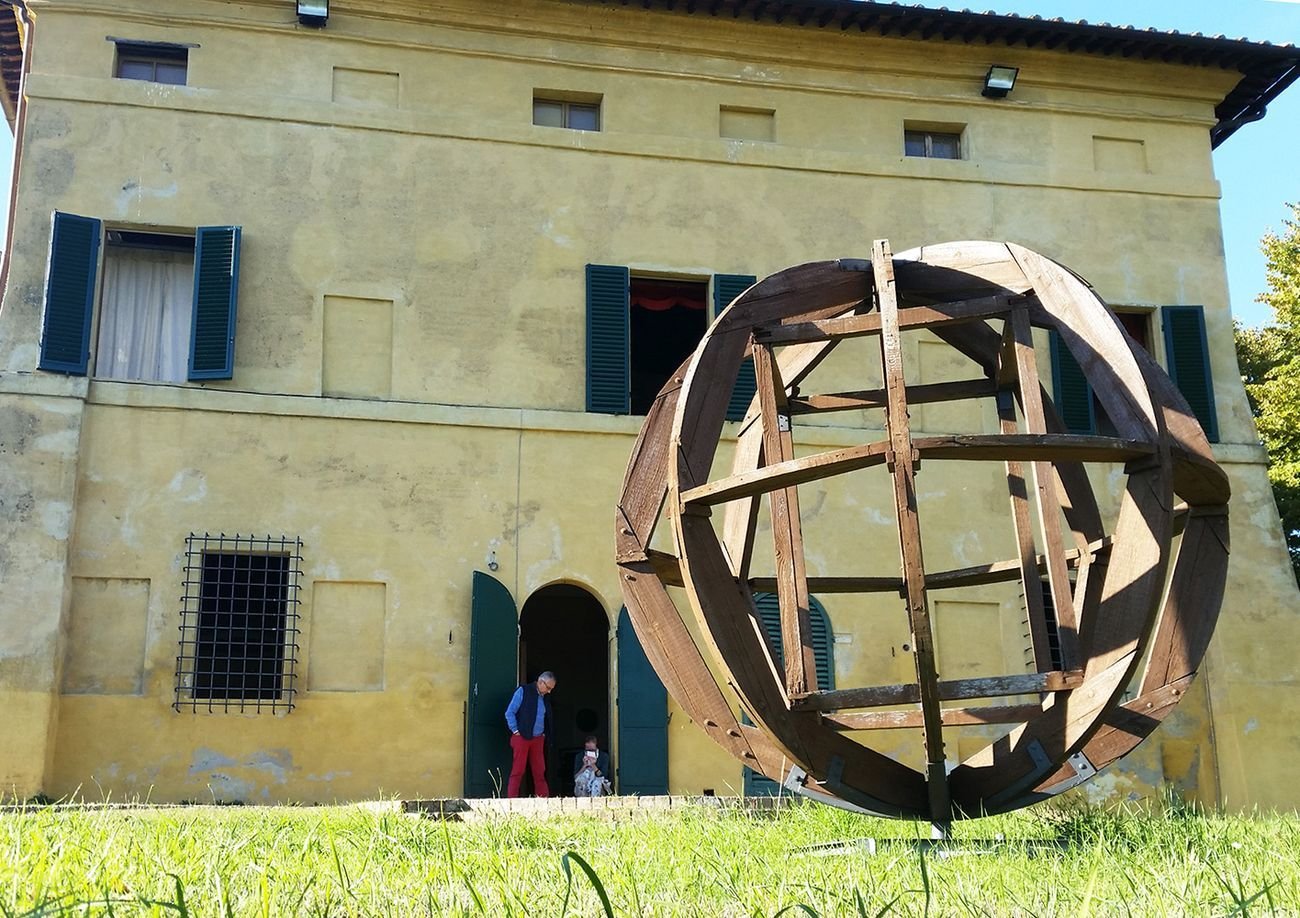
[518,583,609,797]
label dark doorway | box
[518,584,610,797]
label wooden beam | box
[824,704,1046,730]
[788,378,997,415]
[791,670,1085,711]
[873,238,950,822]
[913,433,1155,464]
[754,292,1020,346]
[682,440,891,507]
[753,341,817,695]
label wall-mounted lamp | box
[297,0,328,27]
[982,65,1019,99]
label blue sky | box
[1,2,1296,326]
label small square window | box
[175,533,304,714]
[114,41,188,85]
[904,127,963,160]
[533,94,601,132]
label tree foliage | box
[1235,201,1300,581]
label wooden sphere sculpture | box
[615,240,1230,822]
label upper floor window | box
[37,212,242,382]
[114,41,189,85]
[534,93,601,132]
[904,124,963,160]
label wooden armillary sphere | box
[615,240,1230,822]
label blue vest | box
[517,682,552,740]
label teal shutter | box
[38,212,101,375]
[743,592,834,796]
[465,571,519,798]
[586,264,630,414]
[188,225,241,380]
[1049,329,1095,434]
[616,607,669,795]
[714,274,757,422]
[1162,306,1219,443]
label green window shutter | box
[1049,329,1095,434]
[1162,305,1219,443]
[714,273,757,422]
[616,607,669,795]
[744,592,834,795]
[188,225,241,380]
[38,212,102,375]
[586,264,630,414]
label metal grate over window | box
[175,533,303,713]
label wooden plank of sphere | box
[714,261,871,337]
[615,375,683,563]
[790,669,1084,711]
[754,292,1020,345]
[752,341,818,695]
[825,704,1047,731]
[873,238,951,822]
[1010,306,1082,672]
[892,242,1034,303]
[997,387,1055,674]
[788,378,998,414]
[1140,510,1230,693]
[1008,245,1158,443]
[685,440,893,507]
[913,434,1155,464]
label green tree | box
[1235,201,1300,582]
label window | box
[96,231,195,383]
[585,265,756,419]
[38,212,242,381]
[904,127,963,160]
[114,41,188,85]
[175,533,304,713]
[629,278,708,415]
[533,95,600,131]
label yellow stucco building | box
[0,0,1297,808]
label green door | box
[464,571,518,798]
[744,593,835,796]
[616,606,669,795]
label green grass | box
[1,797,1297,916]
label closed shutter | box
[616,606,669,795]
[714,273,757,422]
[1161,305,1219,443]
[586,264,630,414]
[38,212,102,375]
[744,592,834,796]
[188,225,241,380]
[1049,329,1095,434]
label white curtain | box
[96,248,193,383]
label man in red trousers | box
[504,671,556,797]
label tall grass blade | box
[560,851,615,918]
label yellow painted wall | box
[0,0,1295,807]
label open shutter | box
[1049,329,1095,434]
[616,606,669,795]
[586,264,630,414]
[714,273,757,422]
[38,212,101,375]
[464,571,519,797]
[1162,305,1219,443]
[744,592,834,796]
[188,225,241,380]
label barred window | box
[175,533,303,713]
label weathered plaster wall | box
[0,0,1295,806]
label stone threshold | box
[404,795,802,820]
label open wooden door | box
[616,606,669,795]
[464,571,518,798]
